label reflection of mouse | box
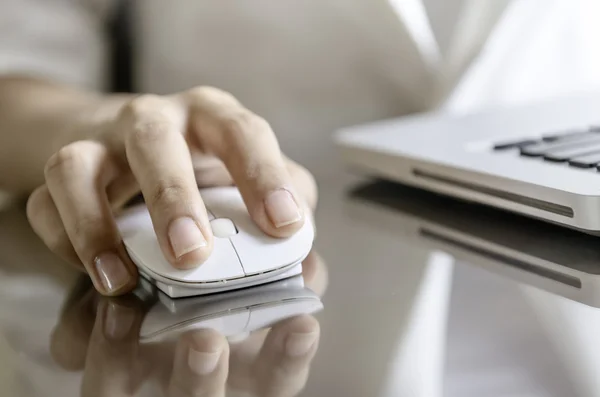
[136,275,323,343]
[118,187,314,298]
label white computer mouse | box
[118,187,314,298]
[136,275,323,343]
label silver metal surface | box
[336,93,600,231]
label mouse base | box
[140,263,304,298]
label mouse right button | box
[231,216,314,275]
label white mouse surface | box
[201,187,314,275]
[125,227,245,283]
[120,186,314,288]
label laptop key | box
[542,129,592,142]
[544,142,600,162]
[569,152,600,168]
[493,139,538,151]
[520,133,600,157]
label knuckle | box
[44,142,91,177]
[71,215,102,239]
[128,119,174,146]
[222,111,271,141]
[148,180,188,207]
[245,162,279,181]
[187,85,237,103]
[121,96,184,148]
[122,94,165,117]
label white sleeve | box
[0,0,111,91]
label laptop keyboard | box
[493,127,600,169]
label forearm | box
[0,75,132,193]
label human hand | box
[50,250,327,397]
[26,87,317,296]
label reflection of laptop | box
[347,181,600,307]
[335,94,600,232]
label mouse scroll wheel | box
[210,218,238,238]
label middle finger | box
[185,87,306,239]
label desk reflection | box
[50,251,327,397]
[348,181,600,396]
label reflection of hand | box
[81,298,232,397]
[227,315,319,397]
[50,250,328,396]
[26,86,318,297]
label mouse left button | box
[124,232,245,283]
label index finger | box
[118,95,215,269]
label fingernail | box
[188,347,221,375]
[168,217,207,258]
[94,252,131,293]
[265,189,302,228]
[285,332,318,357]
[104,302,135,340]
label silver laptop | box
[335,93,600,232]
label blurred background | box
[3,0,600,178]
